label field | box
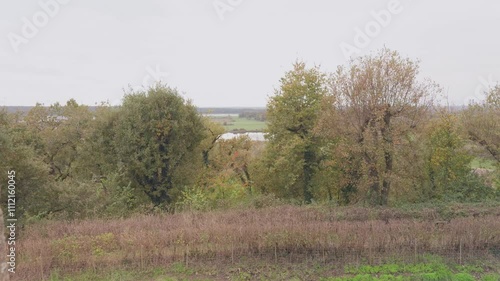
[14,203,500,281]
[35,258,500,281]
[208,116,267,132]
[471,157,498,170]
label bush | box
[176,177,285,212]
[446,173,497,202]
[25,171,148,222]
[175,187,210,211]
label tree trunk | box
[380,109,393,206]
[303,147,315,204]
[368,164,381,205]
[202,150,210,167]
[468,132,500,163]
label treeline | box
[238,110,267,121]
[257,49,499,205]
[0,48,499,223]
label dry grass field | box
[14,204,500,280]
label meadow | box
[209,116,267,132]
[13,203,500,281]
[35,258,500,281]
[471,158,498,171]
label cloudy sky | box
[1,0,499,107]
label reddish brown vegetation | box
[15,205,500,280]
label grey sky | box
[1,0,499,107]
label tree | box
[200,117,225,167]
[114,84,205,206]
[263,61,328,203]
[462,85,500,191]
[319,48,440,205]
[74,102,121,181]
[462,85,500,163]
[24,100,92,181]
[423,112,476,200]
[209,136,255,187]
[0,110,56,221]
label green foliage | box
[2,52,499,226]
[330,258,494,281]
[0,110,55,223]
[177,178,250,211]
[318,48,441,206]
[481,274,500,281]
[23,100,93,181]
[51,235,82,263]
[91,232,118,257]
[114,84,205,206]
[462,85,500,164]
[422,113,494,202]
[176,187,210,211]
[97,171,147,217]
[176,133,268,211]
[26,172,147,221]
[74,103,121,181]
[169,262,194,275]
[267,61,327,141]
[253,135,304,197]
[470,158,497,170]
[200,117,225,167]
[345,262,448,275]
[205,136,256,187]
[47,268,168,281]
[258,61,328,203]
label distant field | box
[210,116,267,132]
[203,113,239,117]
[471,157,497,170]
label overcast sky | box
[1,0,499,107]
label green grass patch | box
[44,257,500,281]
[470,157,497,170]
[46,266,210,281]
[210,116,266,131]
[326,256,499,281]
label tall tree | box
[423,112,475,200]
[462,85,500,163]
[319,48,440,205]
[210,136,255,187]
[114,84,205,206]
[1,110,58,219]
[24,100,92,181]
[74,103,121,181]
[200,118,225,167]
[264,61,328,203]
